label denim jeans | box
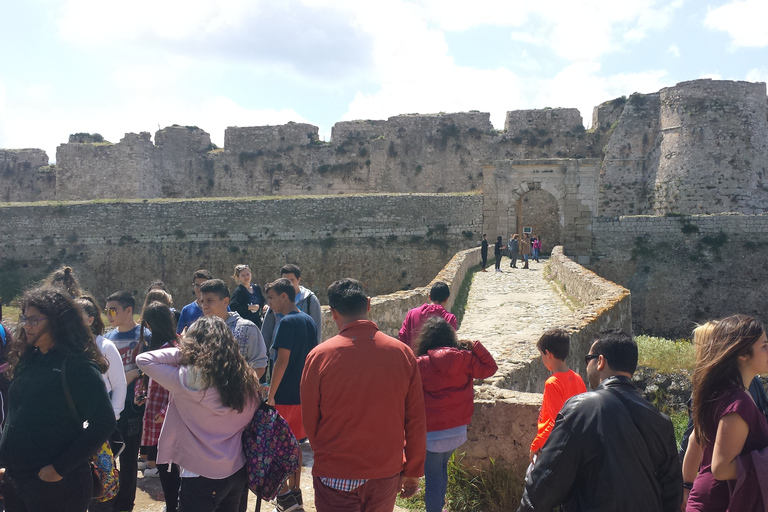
[424,450,454,512]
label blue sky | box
[1,0,767,161]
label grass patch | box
[395,478,426,510]
[670,410,690,447]
[446,453,523,512]
[635,334,694,374]
[451,262,482,328]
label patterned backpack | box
[242,400,301,502]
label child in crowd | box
[530,328,587,464]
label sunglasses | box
[19,315,47,326]
[585,354,600,365]
[104,307,120,317]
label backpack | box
[242,401,301,502]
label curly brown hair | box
[179,316,259,412]
[9,287,108,377]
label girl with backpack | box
[136,316,260,512]
[414,317,498,512]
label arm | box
[469,341,498,379]
[268,348,291,406]
[300,352,321,446]
[102,340,127,419]
[402,355,427,478]
[229,286,250,318]
[244,325,268,378]
[50,360,117,478]
[136,348,185,395]
[308,294,323,343]
[681,429,703,510]
[261,309,275,353]
[518,413,581,512]
[711,412,749,481]
[530,381,562,455]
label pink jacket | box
[136,348,258,479]
[399,303,458,348]
[417,341,497,432]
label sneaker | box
[143,467,160,477]
[137,459,148,471]
[275,491,301,512]
[291,489,303,507]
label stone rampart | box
[591,213,768,337]
[0,193,482,309]
[224,123,319,153]
[0,149,54,202]
[504,108,584,133]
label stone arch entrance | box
[517,188,561,254]
[482,159,599,262]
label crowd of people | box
[0,262,766,512]
[480,233,541,271]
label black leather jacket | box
[518,376,682,512]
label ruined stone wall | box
[0,149,55,202]
[591,214,768,337]
[598,80,768,216]
[0,193,483,309]
[653,80,768,214]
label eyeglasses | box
[236,265,250,272]
[19,315,47,326]
[585,354,600,365]
[104,307,119,317]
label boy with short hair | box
[530,328,587,463]
[264,277,318,512]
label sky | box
[1,0,767,162]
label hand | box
[267,397,275,406]
[399,475,419,499]
[154,413,164,424]
[134,394,146,406]
[38,465,63,482]
[681,488,690,511]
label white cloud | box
[704,0,768,48]
[1,94,309,161]
[668,44,681,57]
[57,0,374,81]
[746,68,768,83]
[416,0,684,61]
[700,72,722,80]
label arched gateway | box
[481,159,600,263]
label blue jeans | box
[424,450,453,512]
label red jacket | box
[417,341,497,432]
[399,303,458,348]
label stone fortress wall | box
[2,78,768,334]
[0,193,482,308]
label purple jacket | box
[136,348,258,479]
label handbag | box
[61,357,120,502]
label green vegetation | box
[446,454,523,512]
[451,263,481,327]
[635,334,695,374]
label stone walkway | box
[457,256,573,392]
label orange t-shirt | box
[530,369,587,453]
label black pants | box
[494,255,501,270]
[178,466,247,512]
[114,415,143,512]
[158,463,181,512]
[4,463,92,512]
[510,254,517,267]
[481,253,488,268]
